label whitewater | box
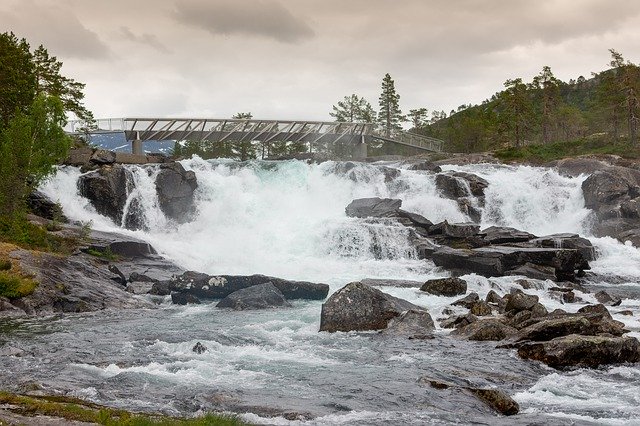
[4,158,640,424]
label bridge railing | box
[371,128,444,152]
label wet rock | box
[509,310,532,329]
[216,282,292,310]
[126,282,154,294]
[192,342,207,354]
[518,334,640,368]
[440,313,478,329]
[108,265,127,286]
[64,146,94,166]
[420,277,467,297]
[470,301,492,316]
[511,316,593,343]
[441,222,480,239]
[618,310,633,316]
[382,309,435,338]
[27,191,67,222]
[407,161,441,173]
[452,292,480,309]
[345,197,402,218]
[397,209,433,228]
[129,272,157,283]
[319,282,426,333]
[595,290,622,306]
[562,290,576,303]
[530,303,548,318]
[506,262,557,281]
[435,171,489,199]
[481,226,536,245]
[581,168,640,210]
[578,303,613,320]
[452,318,517,341]
[360,278,423,288]
[620,198,640,219]
[171,292,201,305]
[90,149,116,165]
[504,291,539,313]
[485,290,502,305]
[551,157,611,177]
[467,388,520,416]
[527,233,596,262]
[155,162,198,222]
[78,165,131,224]
[617,228,640,247]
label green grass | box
[493,136,640,163]
[0,271,37,298]
[85,247,121,262]
[0,392,247,425]
[0,215,77,253]
[0,259,11,271]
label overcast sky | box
[2,0,639,121]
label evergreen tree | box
[230,112,257,161]
[531,66,562,144]
[407,108,429,131]
[377,73,403,137]
[330,94,376,122]
[0,32,36,128]
[498,78,534,147]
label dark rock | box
[518,334,640,368]
[452,292,480,309]
[420,277,467,297]
[620,199,640,219]
[504,291,539,313]
[440,313,477,329]
[319,282,426,333]
[442,221,480,238]
[216,282,292,310]
[397,209,433,228]
[595,290,622,306]
[90,149,116,165]
[108,265,127,286]
[27,191,67,222]
[485,290,502,304]
[467,388,520,416]
[129,272,157,283]
[507,263,557,281]
[150,281,171,296]
[360,278,423,288]
[382,309,435,338]
[615,228,640,247]
[192,342,207,354]
[511,316,593,343]
[78,165,131,224]
[345,197,402,218]
[470,301,492,316]
[171,292,201,305]
[64,146,94,166]
[407,161,441,173]
[379,166,400,183]
[155,162,198,222]
[509,310,532,329]
[457,199,483,223]
[530,303,548,318]
[577,303,613,320]
[527,233,596,262]
[562,291,576,304]
[582,168,640,210]
[452,318,517,341]
[618,310,633,316]
[551,157,610,177]
[481,226,536,245]
[435,171,489,199]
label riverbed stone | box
[216,282,292,310]
[345,197,402,218]
[155,162,198,222]
[452,318,517,341]
[420,277,467,297]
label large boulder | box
[467,388,520,416]
[90,149,116,165]
[319,281,427,332]
[381,309,435,338]
[435,171,489,199]
[452,318,517,341]
[518,334,640,368]
[420,277,467,297]
[216,282,292,310]
[345,197,402,218]
[581,168,640,210]
[167,272,329,301]
[504,291,539,313]
[481,226,536,245]
[155,162,198,222]
[525,233,596,262]
[78,165,131,224]
[27,191,67,222]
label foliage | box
[0,216,76,253]
[0,392,247,425]
[330,94,376,122]
[85,247,120,261]
[0,32,36,128]
[377,73,404,137]
[0,270,37,298]
[407,107,429,130]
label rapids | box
[1,158,640,424]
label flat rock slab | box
[345,197,402,218]
[216,282,292,310]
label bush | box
[0,271,37,298]
[0,259,11,271]
[0,215,77,253]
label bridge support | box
[132,133,143,155]
[352,136,367,160]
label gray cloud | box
[119,26,172,54]
[0,0,110,59]
[173,0,314,43]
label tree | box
[407,108,429,131]
[497,78,534,147]
[377,73,404,137]
[330,94,376,123]
[0,32,36,128]
[230,112,257,161]
[0,95,70,217]
[531,66,562,144]
[609,49,640,144]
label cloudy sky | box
[2,0,639,121]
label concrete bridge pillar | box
[352,136,367,160]
[132,132,143,155]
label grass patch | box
[0,259,11,271]
[0,392,247,425]
[0,271,37,299]
[0,215,77,254]
[85,247,121,262]
[493,136,640,163]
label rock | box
[420,277,467,297]
[435,171,489,199]
[90,149,116,165]
[129,272,157,283]
[440,313,477,329]
[192,342,207,354]
[506,263,557,281]
[155,162,198,222]
[442,222,480,239]
[167,272,329,300]
[518,334,640,368]
[360,278,423,288]
[481,226,536,245]
[595,290,622,306]
[397,209,433,228]
[26,191,67,222]
[319,282,426,333]
[616,228,640,247]
[216,282,292,310]
[581,168,640,210]
[108,265,127,286]
[551,157,611,177]
[504,291,539,313]
[527,233,596,262]
[126,282,154,294]
[86,232,157,258]
[64,146,94,166]
[171,292,201,305]
[510,316,593,343]
[620,199,640,219]
[381,309,435,338]
[509,310,532,329]
[618,310,633,316]
[530,303,548,318]
[452,292,480,309]
[345,197,402,218]
[452,319,518,341]
[577,303,613,320]
[407,161,441,173]
[562,291,576,303]
[485,290,502,304]
[467,388,520,416]
[470,301,492,316]
[78,165,131,224]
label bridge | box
[65,118,444,158]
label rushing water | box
[2,158,640,424]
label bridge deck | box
[66,118,444,153]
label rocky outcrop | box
[467,388,520,416]
[319,282,427,332]
[78,164,131,224]
[162,272,329,302]
[345,197,402,218]
[216,282,292,310]
[518,334,640,368]
[155,162,198,222]
[480,226,536,245]
[435,171,489,199]
[381,309,435,338]
[27,191,67,222]
[452,318,518,341]
[420,277,467,297]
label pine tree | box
[531,66,562,144]
[0,32,36,128]
[330,94,376,123]
[377,73,403,137]
[498,78,534,147]
[407,108,429,130]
